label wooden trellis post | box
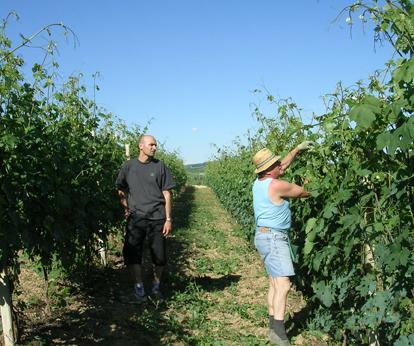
[98,230,107,266]
[0,264,15,346]
[125,143,130,160]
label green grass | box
[13,185,326,345]
[129,186,274,345]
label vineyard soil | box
[3,186,329,345]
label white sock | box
[134,282,145,297]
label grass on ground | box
[5,186,329,346]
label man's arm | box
[162,190,172,237]
[280,146,300,171]
[280,141,315,171]
[270,179,311,200]
[118,189,130,219]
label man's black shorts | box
[123,215,167,266]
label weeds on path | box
[9,186,326,345]
[139,186,321,345]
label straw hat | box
[252,148,281,174]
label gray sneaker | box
[268,330,291,346]
[119,293,148,305]
[149,289,164,303]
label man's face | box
[139,136,157,157]
[269,161,283,178]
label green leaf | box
[0,134,18,149]
[399,247,410,266]
[305,218,317,234]
[337,214,360,234]
[322,119,335,132]
[355,274,377,296]
[373,223,384,232]
[322,203,337,219]
[376,131,392,151]
[392,57,414,84]
[304,240,315,255]
[315,281,334,307]
[307,230,316,242]
[335,189,352,204]
[399,297,412,309]
[349,103,378,129]
[356,168,372,177]
[349,95,381,127]
[394,333,414,346]
[313,255,321,271]
[390,123,412,152]
[385,243,401,272]
[407,114,414,136]
[384,100,406,123]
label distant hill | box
[185,162,207,185]
[185,162,207,174]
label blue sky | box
[3,1,394,164]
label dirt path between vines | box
[3,186,328,346]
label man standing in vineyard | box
[252,141,313,346]
[115,135,176,304]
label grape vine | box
[206,1,414,344]
[0,13,187,289]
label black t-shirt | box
[115,158,176,220]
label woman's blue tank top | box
[252,178,291,230]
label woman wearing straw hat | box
[252,141,313,346]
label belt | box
[259,227,287,233]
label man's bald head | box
[138,135,157,162]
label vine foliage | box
[206,1,414,343]
[0,13,187,286]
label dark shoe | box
[268,330,291,346]
[119,293,148,305]
[149,289,164,304]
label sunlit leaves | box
[348,95,381,129]
[0,19,186,280]
[205,1,414,342]
[392,57,414,84]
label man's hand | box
[163,220,172,237]
[162,190,172,237]
[118,190,130,219]
[297,141,315,153]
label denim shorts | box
[254,227,295,278]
